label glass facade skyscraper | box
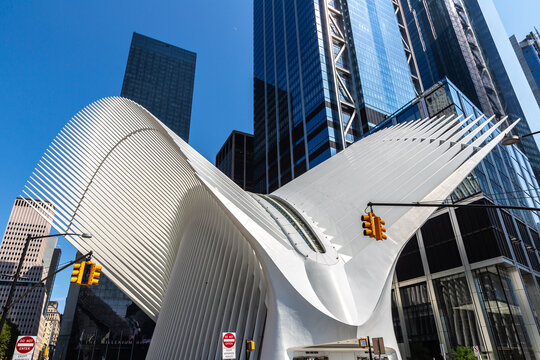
[53,271,155,360]
[121,32,196,142]
[54,33,198,360]
[253,0,415,193]
[215,131,255,192]
[511,31,540,108]
[394,0,540,182]
[374,79,540,360]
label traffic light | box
[70,262,86,284]
[246,340,255,353]
[361,212,375,238]
[374,216,387,241]
[87,263,102,286]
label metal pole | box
[0,234,32,335]
[368,202,540,212]
[368,336,373,360]
[117,330,123,360]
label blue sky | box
[0,0,538,313]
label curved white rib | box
[21,97,514,359]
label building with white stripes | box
[20,96,526,359]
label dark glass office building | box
[53,272,155,360]
[393,0,540,182]
[54,33,198,360]
[511,31,540,108]
[373,79,540,360]
[215,131,255,192]
[253,0,416,193]
[121,32,196,142]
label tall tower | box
[215,131,255,192]
[511,31,540,107]
[0,198,54,341]
[253,0,416,193]
[394,0,540,181]
[121,32,196,142]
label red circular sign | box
[223,333,236,348]
[16,336,35,354]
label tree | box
[0,319,20,358]
[451,346,476,360]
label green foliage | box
[0,319,20,358]
[451,346,476,360]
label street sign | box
[222,332,236,359]
[372,337,385,355]
[473,345,480,357]
[358,337,369,349]
[12,336,36,360]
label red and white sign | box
[13,336,36,360]
[222,332,236,359]
[473,345,481,357]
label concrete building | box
[22,97,513,359]
[215,130,255,192]
[121,32,196,142]
[0,198,56,359]
[39,301,61,360]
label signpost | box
[222,332,236,359]
[473,345,481,359]
[372,337,385,359]
[12,336,36,360]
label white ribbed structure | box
[22,97,514,360]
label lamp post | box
[501,130,540,146]
[0,232,92,335]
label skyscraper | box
[253,0,416,193]
[511,30,540,107]
[372,78,540,359]
[55,33,197,360]
[215,131,254,192]
[394,0,540,181]
[121,32,196,141]
[0,198,56,350]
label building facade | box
[253,0,416,193]
[374,79,540,360]
[39,301,61,360]
[53,270,155,360]
[23,96,509,359]
[120,32,196,142]
[215,131,255,192]
[511,31,540,108]
[394,0,540,182]
[0,198,58,359]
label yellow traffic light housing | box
[246,340,255,353]
[70,262,86,284]
[361,213,375,238]
[88,263,102,286]
[374,216,387,240]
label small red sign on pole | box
[222,332,236,359]
[13,336,36,359]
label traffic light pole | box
[367,201,540,212]
[0,250,92,332]
[367,336,373,360]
